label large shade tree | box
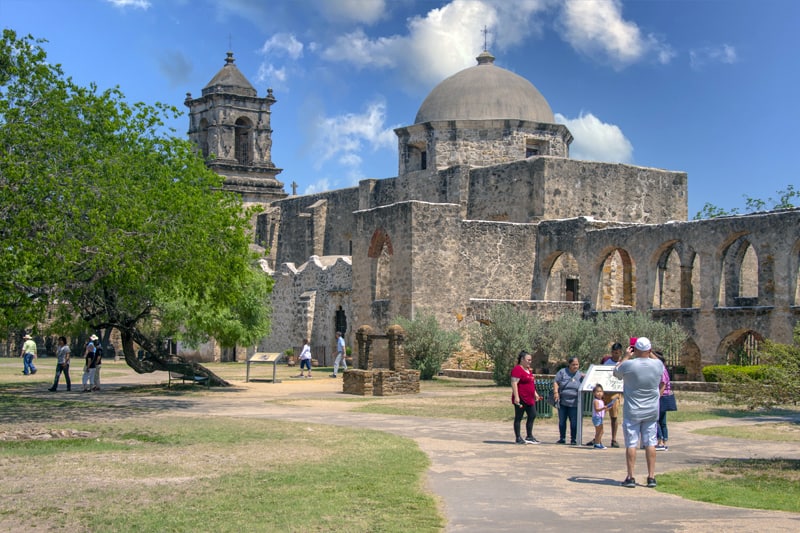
[0,30,272,384]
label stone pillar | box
[387,324,405,371]
[356,325,374,370]
[680,266,694,308]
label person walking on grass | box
[613,337,664,488]
[330,331,347,378]
[48,336,71,392]
[20,334,38,375]
[510,350,541,444]
[297,339,313,378]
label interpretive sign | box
[580,364,624,393]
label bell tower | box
[185,51,287,204]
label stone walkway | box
[18,363,800,532]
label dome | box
[202,52,257,98]
[414,51,554,124]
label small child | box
[592,384,612,449]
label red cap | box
[629,337,638,347]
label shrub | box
[471,304,547,386]
[395,312,462,380]
[703,365,767,382]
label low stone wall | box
[441,369,493,380]
[343,368,420,396]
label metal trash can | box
[534,378,553,418]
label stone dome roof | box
[202,52,257,98]
[414,51,554,124]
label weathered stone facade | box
[191,50,799,375]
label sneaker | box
[556,439,566,444]
[31,369,37,374]
[646,477,657,488]
[593,443,607,449]
[48,388,57,392]
[329,374,337,378]
[515,437,527,445]
[621,477,636,488]
[524,436,539,445]
[655,444,667,451]
[570,440,577,445]
[610,440,620,448]
[584,439,595,446]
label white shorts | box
[622,418,658,449]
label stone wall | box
[259,256,353,358]
[270,187,360,266]
[539,158,688,223]
[396,119,571,175]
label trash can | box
[534,378,553,418]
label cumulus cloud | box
[157,50,193,87]
[557,0,674,69]
[106,0,150,8]
[260,33,304,59]
[312,100,397,172]
[303,177,331,195]
[689,44,737,70]
[255,63,287,85]
[322,0,551,89]
[555,112,633,164]
[314,0,388,25]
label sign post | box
[577,364,624,445]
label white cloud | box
[555,112,633,164]
[255,63,287,85]
[303,177,331,196]
[312,101,397,172]
[314,0,388,25]
[322,0,551,89]
[106,0,150,8]
[557,0,673,69]
[260,33,304,60]
[689,44,737,70]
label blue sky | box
[3,0,798,216]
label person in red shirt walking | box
[511,350,542,445]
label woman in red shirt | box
[511,350,541,444]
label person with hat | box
[613,337,665,488]
[91,335,103,391]
[82,335,100,392]
[20,334,38,375]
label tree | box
[471,304,548,386]
[395,311,462,380]
[0,30,272,384]
[694,185,799,219]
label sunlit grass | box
[658,459,800,513]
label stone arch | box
[543,251,581,301]
[653,241,701,309]
[679,337,702,381]
[719,235,759,306]
[234,116,253,165]
[198,118,209,159]
[717,329,765,366]
[596,248,635,311]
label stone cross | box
[291,181,298,195]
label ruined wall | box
[539,158,688,223]
[259,256,353,356]
[459,220,539,300]
[272,187,360,266]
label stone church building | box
[185,51,800,378]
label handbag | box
[546,389,557,407]
[660,394,677,412]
